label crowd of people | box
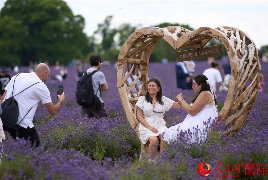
[0,56,265,158]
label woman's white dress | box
[163,102,218,143]
[0,118,5,143]
[136,96,174,144]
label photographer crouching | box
[0,63,65,147]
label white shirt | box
[5,72,52,128]
[203,68,223,87]
[60,69,68,76]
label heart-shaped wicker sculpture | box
[117,26,261,156]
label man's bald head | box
[35,63,50,82]
[35,63,49,74]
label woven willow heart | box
[117,26,261,157]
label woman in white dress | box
[0,118,5,143]
[163,75,218,143]
[136,78,181,157]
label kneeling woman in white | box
[136,78,181,157]
[163,75,218,143]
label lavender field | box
[1,59,268,180]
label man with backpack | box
[76,55,108,118]
[0,63,65,147]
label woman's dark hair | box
[145,78,164,105]
[191,75,217,105]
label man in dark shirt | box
[223,60,231,76]
[220,58,231,92]
[0,66,11,96]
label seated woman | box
[60,66,68,80]
[0,118,5,143]
[136,78,181,157]
[163,75,218,143]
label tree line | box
[0,0,267,66]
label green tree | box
[149,23,194,62]
[206,38,227,58]
[154,22,194,31]
[0,0,88,65]
[117,23,138,47]
[82,36,96,57]
[97,23,137,62]
[0,16,27,65]
[94,16,117,52]
[259,45,268,58]
[101,48,120,63]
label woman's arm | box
[171,102,182,109]
[0,90,7,104]
[177,91,212,116]
[137,107,158,133]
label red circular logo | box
[197,162,211,177]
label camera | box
[57,86,64,99]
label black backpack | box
[76,70,102,108]
[1,74,39,131]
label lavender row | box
[0,60,267,179]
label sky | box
[0,0,267,49]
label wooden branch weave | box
[117,26,261,157]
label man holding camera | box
[0,63,65,147]
[81,55,108,118]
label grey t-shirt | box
[86,68,106,103]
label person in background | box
[81,55,108,118]
[76,64,84,81]
[44,61,49,66]
[114,60,118,69]
[0,66,11,96]
[14,65,19,73]
[162,58,168,64]
[203,62,225,93]
[259,74,265,92]
[220,58,231,92]
[51,74,63,82]
[184,60,195,89]
[184,60,195,77]
[10,63,15,71]
[125,65,141,97]
[175,62,192,90]
[29,61,35,73]
[55,61,60,70]
[60,66,68,80]
[207,57,214,65]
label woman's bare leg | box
[159,133,167,152]
[148,136,159,157]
